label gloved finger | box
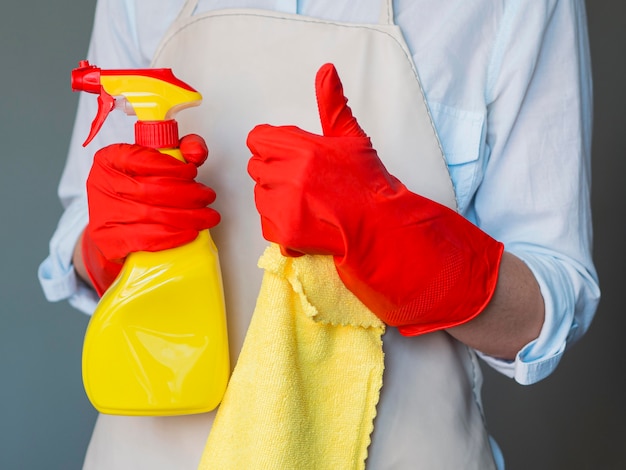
[246,124,274,161]
[88,160,216,208]
[247,125,319,184]
[254,185,344,256]
[258,213,302,256]
[96,143,199,179]
[93,195,220,229]
[106,175,217,208]
[261,210,341,257]
[91,224,210,261]
[179,134,209,167]
[246,155,262,183]
[246,125,288,184]
[315,63,367,139]
[246,124,303,161]
[89,204,221,261]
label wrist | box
[333,189,504,335]
[73,230,91,286]
[80,228,124,297]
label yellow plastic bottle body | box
[82,230,230,416]
[82,148,230,416]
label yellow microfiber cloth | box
[198,244,385,469]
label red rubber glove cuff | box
[81,228,123,297]
[334,191,504,336]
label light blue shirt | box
[39,0,600,391]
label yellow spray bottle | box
[72,60,229,416]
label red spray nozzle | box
[71,60,202,148]
[71,60,102,94]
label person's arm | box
[39,0,177,311]
[248,64,508,342]
[247,1,599,386]
[448,0,599,381]
[447,252,544,361]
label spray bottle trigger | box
[83,89,116,147]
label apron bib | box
[84,1,497,468]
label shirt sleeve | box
[37,197,100,314]
[472,0,600,384]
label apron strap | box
[379,0,395,26]
[176,0,198,21]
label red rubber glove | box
[247,64,504,335]
[82,134,220,296]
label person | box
[38,0,600,468]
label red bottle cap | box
[135,120,179,149]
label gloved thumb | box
[315,63,367,138]
[179,134,209,167]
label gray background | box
[0,1,623,469]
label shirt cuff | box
[477,249,576,385]
[38,197,98,315]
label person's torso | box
[150,1,496,467]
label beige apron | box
[83,1,497,468]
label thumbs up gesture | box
[247,63,504,336]
[247,63,396,258]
